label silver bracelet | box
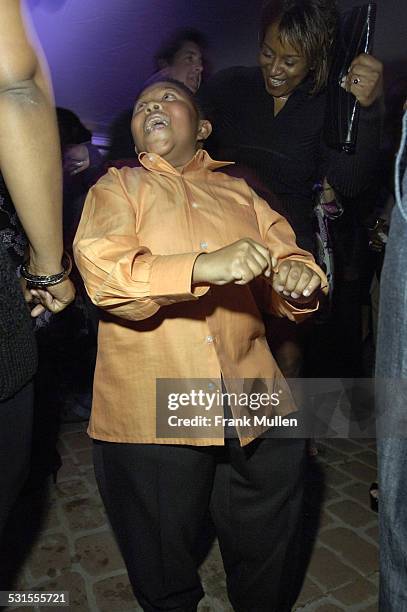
[20,251,72,288]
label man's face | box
[258,22,311,98]
[131,82,201,168]
[168,41,203,93]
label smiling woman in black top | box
[202,0,383,252]
[201,0,383,380]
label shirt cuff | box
[280,297,320,322]
[150,252,210,304]
[272,256,328,322]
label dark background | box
[25,0,406,138]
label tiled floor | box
[2,424,379,611]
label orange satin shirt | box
[74,149,327,446]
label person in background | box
[0,0,74,544]
[107,28,207,163]
[200,0,383,391]
[57,107,101,418]
[364,72,407,348]
[149,27,206,94]
[57,107,103,248]
[327,75,407,383]
[376,98,407,610]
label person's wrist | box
[28,250,65,276]
[192,253,208,284]
[27,261,64,276]
[22,252,72,287]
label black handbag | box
[324,3,377,154]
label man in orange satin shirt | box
[74,78,327,612]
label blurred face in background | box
[167,41,203,93]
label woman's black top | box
[200,66,382,252]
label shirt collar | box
[138,149,234,175]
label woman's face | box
[259,22,312,98]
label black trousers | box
[0,382,33,539]
[93,436,305,612]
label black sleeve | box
[321,100,383,198]
[199,68,242,157]
[199,67,236,120]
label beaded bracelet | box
[20,251,72,288]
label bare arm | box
[0,0,74,313]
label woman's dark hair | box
[154,28,207,69]
[260,0,338,94]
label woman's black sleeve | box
[321,101,383,197]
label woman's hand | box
[21,274,76,317]
[29,279,76,317]
[63,144,90,176]
[341,53,383,107]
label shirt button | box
[200,241,208,249]
[191,202,198,209]
[206,335,214,343]
[208,382,215,390]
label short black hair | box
[260,0,338,94]
[135,76,204,120]
[154,28,207,69]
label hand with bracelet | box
[20,251,75,317]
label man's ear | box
[196,120,212,142]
